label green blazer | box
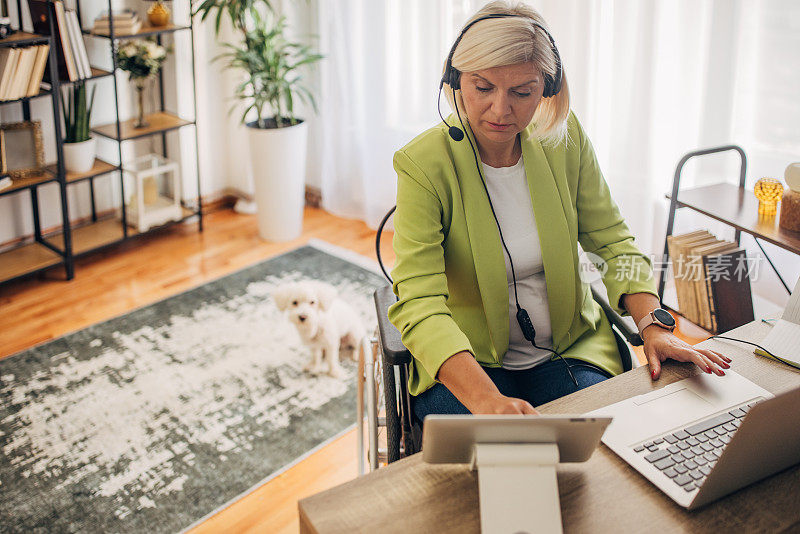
[388,111,658,397]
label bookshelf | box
[658,145,797,328]
[0,0,202,286]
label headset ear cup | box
[542,77,553,99]
[449,67,461,91]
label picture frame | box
[0,121,45,179]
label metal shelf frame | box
[0,0,203,287]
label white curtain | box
[298,0,799,236]
[286,0,800,305]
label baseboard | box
[224,186,322,209]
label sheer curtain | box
[295,0,799,302]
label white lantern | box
[123,154,183,232]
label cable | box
[376,206,395,284]
[453,106,580,388]
[709,335,800,371]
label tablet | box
[422,414,612,464]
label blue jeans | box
[413,358,609,421]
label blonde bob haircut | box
[443,1,570,146]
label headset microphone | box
[437,84,464,141]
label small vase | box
[147,0,171,26]
[134,79,149,129]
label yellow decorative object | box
[754,178,784,216]
[147,1,170,26]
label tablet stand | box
[470,443,563,534]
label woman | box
[388,1,731,419]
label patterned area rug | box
[0,241,385,533]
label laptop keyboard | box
[631,399,763,492]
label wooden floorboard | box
[0,207,393,533]
[0,206,709,532]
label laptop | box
[586,370,800,509]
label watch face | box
[654,308,676,327]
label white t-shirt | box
[481,155,554,370]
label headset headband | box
[440,13,563,99]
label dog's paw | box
[327,365,346,379]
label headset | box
[437,13,563,142]
[437,13,609,387]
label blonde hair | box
[443,1,570,145]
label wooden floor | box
[0,207,393,534]
[0,206,708,533]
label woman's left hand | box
[643,327,731,380]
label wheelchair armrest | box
[591,284,644,347]
[374,285,412,366]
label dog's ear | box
[271,284,293,311]
[313,282,338,311]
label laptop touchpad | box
[635,388,713,432]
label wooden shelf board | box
[0,31,50,47]
[43,209,196,258]
[667,183,800,255]
[0,241,62,282]
[46,159,119,184]
[59,67,114,85]
[0,88,52,105]
[45,218,131,255]
[92,112,194,141]
[88,24,190,40]
[0,170,57,196]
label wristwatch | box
[637,308,676,336]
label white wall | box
[0,0,233,245]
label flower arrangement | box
[115,39,169,128]
[116,39,168,81]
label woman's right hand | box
[471,392,539,415]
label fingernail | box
[717,369,725,376]
[706,366,712,374]
[722,362,730,369]
[651,370,657,380]
[723,356,732,363]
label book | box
[53,0,78,81]
[92,19,142,36]
[26,44,50,96]
[65,10,90,78]
[28,0,74,81]
[692,241,739,331]
[0,47,19,100]
[9,46,37,100]
[669,231,716,324]
[755,276,800,366]
[667,232,705,321]
[702,247,754,333]
[95,9,138,21]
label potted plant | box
[61,82,96,174]
[193,1,322,241]
[116,39,169,129]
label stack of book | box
[667,230,755,334]
[0,44,49,100]
[91,10,142,36]
[28,0,92,81]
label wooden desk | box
[299,320,800,533]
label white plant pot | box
[62,137,96,174]
[247,119,309,242]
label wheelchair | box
[356,207,645,472]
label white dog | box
[271,281,367,379]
